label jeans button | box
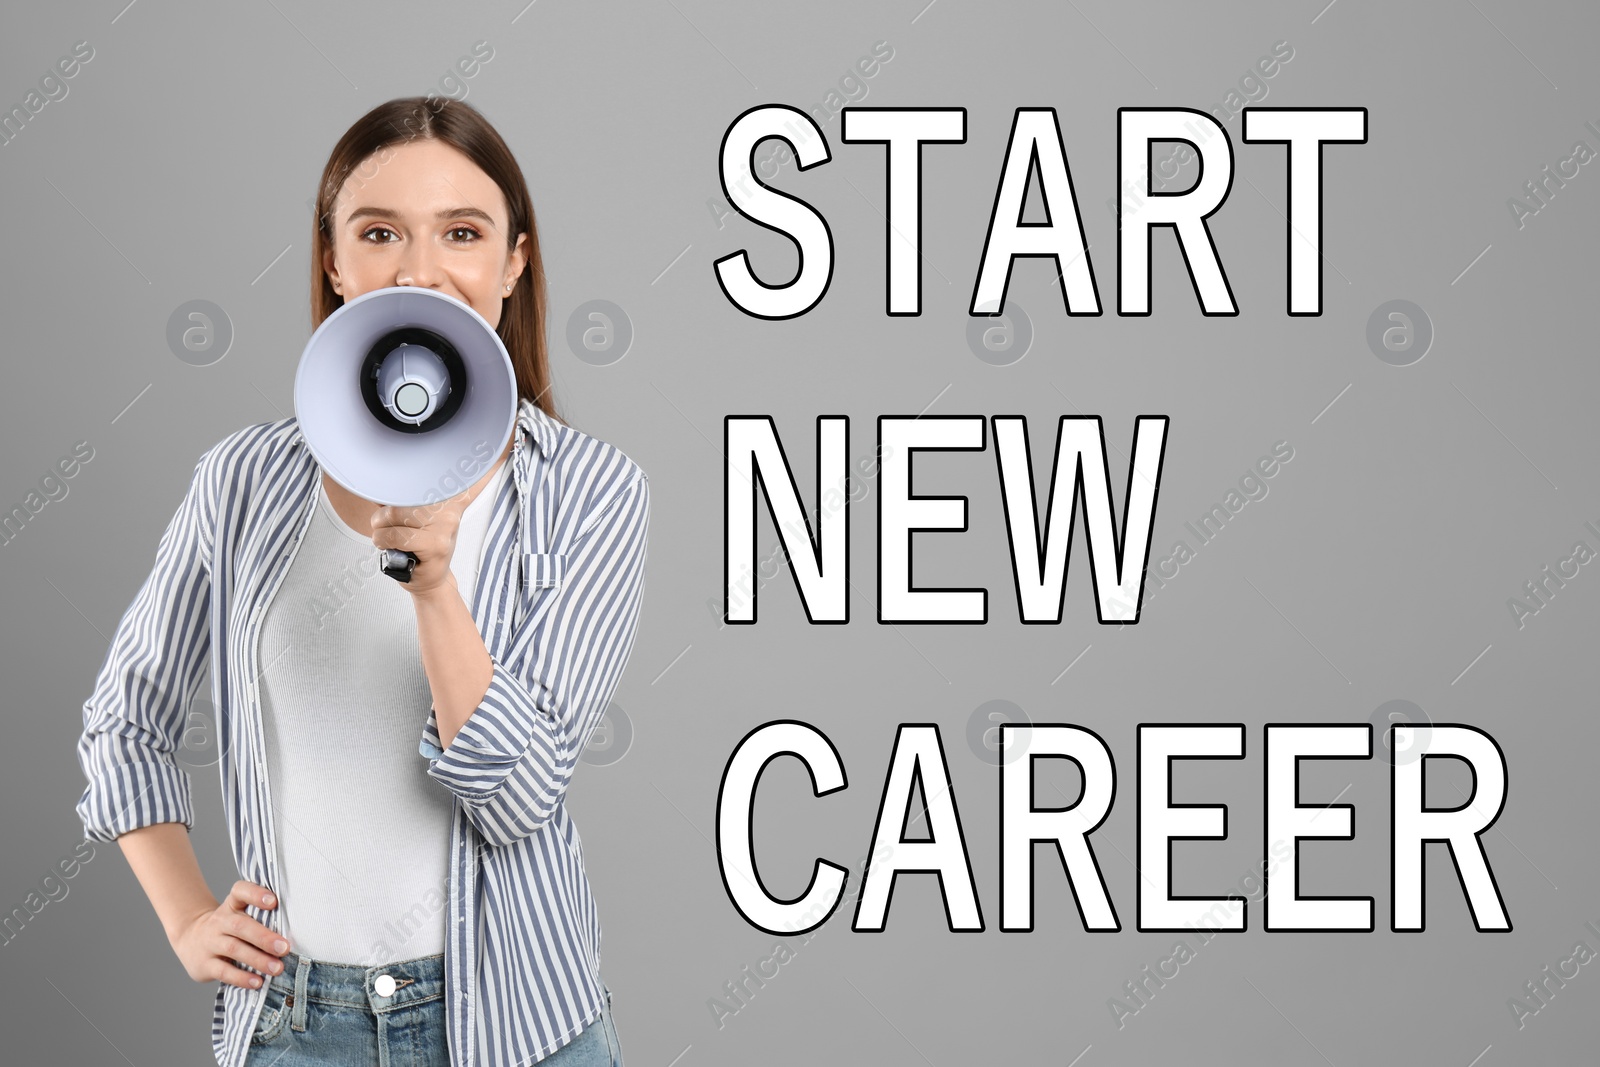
[374,974,396,997]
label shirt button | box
[374,974,396,997]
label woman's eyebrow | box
[345,206,496,225]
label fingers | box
[370,526,431,554]
[370,525,453,561]
[226,908,291,957]
[215,958,266,990]
[223,880,290,955]
[228,880,277,912]
[371,499,466,537]
[222,934,289,981]
[178,883,290,989]
[371,501,459,530]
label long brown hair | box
[310,96,562,423]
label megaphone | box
[294,285,518,584]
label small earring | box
[505,282,513,292]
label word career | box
[716,722,1511,935]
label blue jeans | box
[244,951,624,1066]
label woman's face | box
[322,138,527,328]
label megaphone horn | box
[294,286,519,584]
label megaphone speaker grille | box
[360,326,467,433]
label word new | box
[723,415,1167,624]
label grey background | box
[2,0,1596,1064]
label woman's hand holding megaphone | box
[366,445,507,593]
[368,494,469,597]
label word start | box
[713,105,1366,318]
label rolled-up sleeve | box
[75,445,217,843]
[421,467,649,847]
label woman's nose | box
[396,256,442,289]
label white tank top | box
[257,457,510,965]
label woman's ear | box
[323,246,342,293]
[509,232,529,285]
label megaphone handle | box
[381,549,419,583]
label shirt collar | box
[515,397,561,460]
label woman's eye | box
[358,225,480,243]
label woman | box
[75,97,648,1067]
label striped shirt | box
[75,398,650,1067]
